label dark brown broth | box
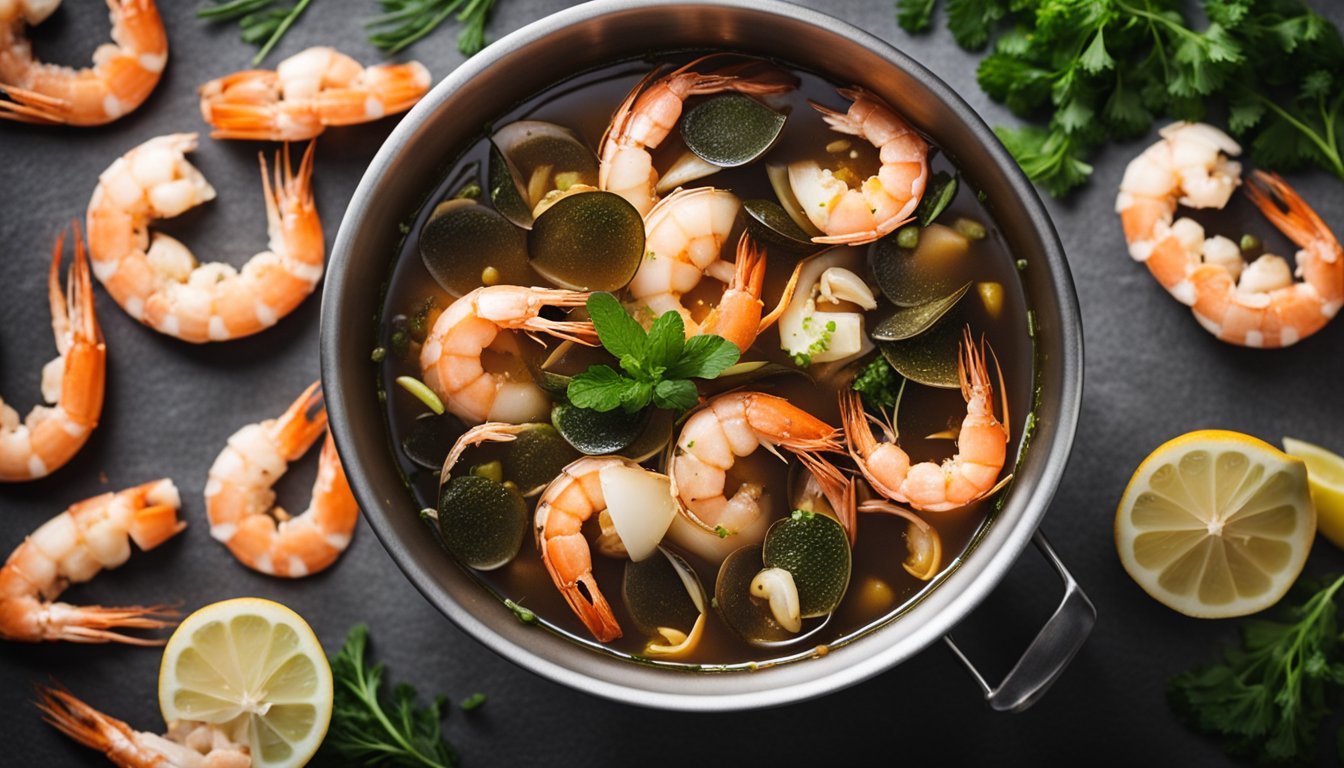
[376,54,1036,669]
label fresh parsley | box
[367,0,501,56]
[324,624,460,768]
[852,354,902,411]
[198,0,313,65]
[566,293,740,413]
[1170,574,1344,765]
[899,0,1344,195]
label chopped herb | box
[454,182,482,200]
[896,224,921,250]
[1170,574,1344,765]
[371,346,387,362]
[1015,259,1028,272]
[367,0,502,56]
[459,693,486,711]
[567,293,739,413]
[915,171,958,226]
[852,354,902,411]
[687,440,695,448]
[399,222,412,235]
[504,598,536,624]
[714,525,731,538]
[198,0,314,65]
[323,624,459,768]
[790,508,816,521]
[1240,233,1261,254]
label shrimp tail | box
[35,685,161,768]
[1245,171,1341,263]
[0,83,70,124]
[40,602,179,645]
[797,451,857,544]
[541,536,622,642]
[267,381,327,460]
[441,422,529,484]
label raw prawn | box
[840,329,1008,512]
[419,286,598,425]
[199,46,431,141]
[533,455,634,642]
[1117,122,1342,347]
[599,54,794,215]
[789,86,928,246]
[0,225,105,482]
[669,391,855,539]
[36,686,250,768]
[0,0,166,125]
[205,382,357,578]
[0,479,183,644]
[87,134,322,343]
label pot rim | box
[322,0,1083,711]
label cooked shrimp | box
[205,382,357,578]
[0,225,105,482]
[419,286,598,425]
[789,86,928,246]
[87,134,323,343]
[534,455,632,642]
[840,330,1008,512]
[0,479,183,644]
[0,0,166,125]
[599,55,794,215]
[199,46,431,141]
[36,686,250,768]
[669,391,853,538]
[1117,122,1342,347]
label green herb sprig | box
[898,0,1344,196]
[1170,574,1344,764]
[566,293,740,413]
[198,0,313,65]
[367,0,500,56]
[325,624,460,768]
[851,354,902,411]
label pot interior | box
[323,0,1081,710]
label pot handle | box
[942,531,1095,713]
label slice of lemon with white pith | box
[158,598,332,768]
[1283,437,1344,551]
[1115,430,1315,619]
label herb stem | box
[1253,92,1344,179]
[252,0,311,64]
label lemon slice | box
[1283,437,1344,550]
[1115,430,1314,618]
[159,598,332,768]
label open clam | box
[435,470,527,571]
[489,121,600,229]
[681,93,787,168]
[859,499,943,581]
[778,248,878,368]
[528,190,644,291]
[419,199,533,297]
[623,546,708,657]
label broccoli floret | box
[852,355,901,411]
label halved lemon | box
[1115,430,1314,618]
[1283,436,1344,550]
[158,598,332,768]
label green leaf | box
[896,0,937,34]
[664,334,741,380]
[652,379,699,411]
[1226,89,1265,133]
[994,124,1095,197]
[1102,77,1151,136]
[946,0,1006,50]
[1078,27,1115,73]
[977,52,1054,115]
[567,365,640,412]
[644,309,686,371]
[586,292,646,361]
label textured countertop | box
[4,1,1344,765]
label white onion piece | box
[656,150,721,194]
[779,248,873,365]
[598,465,678,562]
[750,567,802,632]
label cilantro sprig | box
[899,0,1344,195]
[566,293,740,413]
[1170,574,1344,764]
[323,624,460,767]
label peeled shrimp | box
[0,479,183,644]
[205,382,357,578]
[669,391,854,538]
[419,286,598,425]
[840,330,1008,512]
[789,86,928,245]
[0,0,166,125]
[0,226,104,482]
[199,46,431,141]
[37,686,250,768]
[87,134,322,343]
[534,455,632,642]
[599,55,794,215]
[1117,122,1342,347]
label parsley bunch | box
[1170,574,1344,764]
[567,293,740,413]
[323,624,461,767]
[897,0,1344,196]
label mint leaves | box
[566,293,739,413]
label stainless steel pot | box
[321,0,1092,712]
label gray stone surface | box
[3,0,1343,765]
